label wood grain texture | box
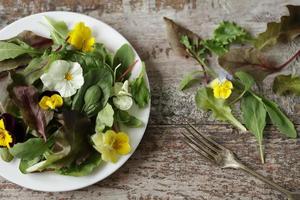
[0,0,299,199]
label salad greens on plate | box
[0,17,150,176]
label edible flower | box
[91,130,131,163]
[67,22,95,52]
[210,78,233,99]
[39,91,63,110]
[40,60,84,98]
[113,80,133,111]
[0,113,25,148]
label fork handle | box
[238,164,292,198]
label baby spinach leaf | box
[179,70,203,90]
[0,41,40,61]
[57,151,101,177]
[113,44,135,79]
[273,74,300,96]
[8,85,48,140]
[9,138,53,160]
[164,17,202,57]
[130,64,150,108]
[262,98,297,138]
[235,71,255,91]
[241,93,266,163]
[44,16,68,45]
[255,5,300,49]
[195,87,246,131]
[115,110,143,127]
[95,103,114,133]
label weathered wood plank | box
[0,0,299,199]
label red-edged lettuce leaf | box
[9,31,53,49]
[8,85,47,140]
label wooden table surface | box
[0,0,299,199]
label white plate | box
[0,11,150,192]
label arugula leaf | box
[262,98,297,138]
[241,93,266,163]
[9,138,52,160]
[8,85,49,140]
[195,87,246,131]
[0,41,40,61]
[273,74,300,96]
[164,17,202,57]
[201,39,228,56]
[115,110,143,127]
[130,64,150,108]
[95,103,114,133]
[0,148,14,162]
[44,16,68,45]
[255,5,300,49]
[179,70,203,91]
[113,44,135,79]
[57,151,101,177]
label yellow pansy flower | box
[210,78,233,99]
[67,22,95,52]
[91,130,131,163]
[39,94,63,110]
[0,119,13,148]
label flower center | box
[65,72,73,81]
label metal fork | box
[182,123,300,200]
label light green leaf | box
[179,70,203,90]
[195,87,246,131]
[0,56,31,73]
[115,110,143,127]
[241,93,266,163]
[113,44,135,79]
[19,157,41,174]
[130,64,150,108]
[0,148,14,162]
[95,103,114,133]
[0,41,39,61]
[273,74,300,96]
[44,16,68,44]
[235,71,255,91]
[9,138,52,160]
[262,98,297,138]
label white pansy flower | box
[113,80,133,111]
[40,60,84,97]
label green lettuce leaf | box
[0,41,40,61]
[95,103,114,133]
[195,87,246,131]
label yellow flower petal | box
[210,78,220,88]
[103,130,117,146]
[101,147,118,163]
[0,119,5,130]
[82,37,95,52]
[39,94,63,110]
[0,129,12,148]
[223,80,233,89]
[51,94,63,108]
[114,132,131,155]
[211,78,233,99]
[39,96,52,110]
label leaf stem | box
[187,50,210,84]
[229,90,246,105]
[276,49,300,70]
[259,141,265,164]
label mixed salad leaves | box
[0,17,150,176]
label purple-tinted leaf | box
[9,85,47,140]
[13,31,53,49]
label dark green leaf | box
[130,65,150,108]
[57,151,101,177]
[195,87,246,131]
[113,44,135,79]
[179,70,203,90]
[273,74,300,96]
[262,98,297,138]
[255,5,300,49]
[115,110,143,127]
[201,39,228,56]
[241,93,266,163]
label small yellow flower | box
[67,22,95,52]
[0,119,13,148]
[39,94,63,110]
[210,78,233,99]
[91,130,131,163]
